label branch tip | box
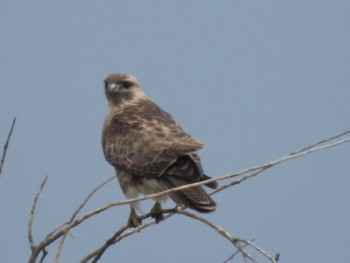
[0,117,17,183]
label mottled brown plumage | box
[102,73,217,226]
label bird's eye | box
[121,81,133,89]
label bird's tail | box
[159,176,216,213]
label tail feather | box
[159,175,216,213]
[202,174,218,189]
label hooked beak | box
[106,82,121,94]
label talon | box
[150,202,164,223]
[128,207,142,227]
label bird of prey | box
[102,73,217,227]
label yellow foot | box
[128,207,142,228]
[150,202,164,223]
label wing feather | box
[102,100,204,177]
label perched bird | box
[102,73,217,227]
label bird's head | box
[104,73,145,105]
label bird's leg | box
[128,206,142,227]
[150,201,164,223]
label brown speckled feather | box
[102,99,204,177]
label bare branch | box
[223,241,251,263]
[0,117,16,186]
[239,239,278,263]
[28,176,49,263]
[80,211,175,262]
[27,129,350,262]
[178,209,259,263]
[210,168,265,196]
[290,130,350,154]
[38,249,48,263]
[83,204,277,263]
[28,176,48,250]
[86,225,130,263]
[54,176,115,263]
[179,209,277,263]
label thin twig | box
[81,211,174,263]
[38,248,48,263]
[54,176,115,263]
[239,239,278,263]
[89,225,130,263]
[210,168,265,196]
[222,240,252,263]
[290,130,350,155]
[0,117,16,185]
[178,209,259,263]
[179,209,277,263]
[28,176,49,263]
[28,176,48,251]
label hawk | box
[102,73,217,227]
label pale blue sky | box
[1,1,350,262]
